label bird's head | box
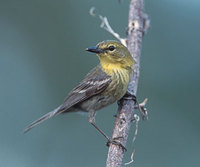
[86,41,134,71]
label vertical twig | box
[106,0,145,166]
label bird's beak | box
[85,46,103,54]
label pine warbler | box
[24,41,134,145]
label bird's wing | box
[59,65,111,111]
[24,65,111,133]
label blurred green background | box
[0,0,200,166]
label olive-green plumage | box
[24,40,134,133]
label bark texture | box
[106,0,145,166]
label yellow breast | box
[101,63,131,84]
[101,62,132,100]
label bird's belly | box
[78,94,112,112]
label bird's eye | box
[108,45,115,51]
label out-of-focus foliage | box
[0,0,199,167]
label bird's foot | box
[106,136,127,152]
[123,92,137,102]
[120,92,148,120]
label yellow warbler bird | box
[24,40,134,145]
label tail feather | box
[24,106,62,133]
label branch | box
[98,15,127,46]
[106,0,148,166]
[89,7,126,46]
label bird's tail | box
[24,106,63,133]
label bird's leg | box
[88,111,127,151]
[88,111,110,141]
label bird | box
[24,40,134,146]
